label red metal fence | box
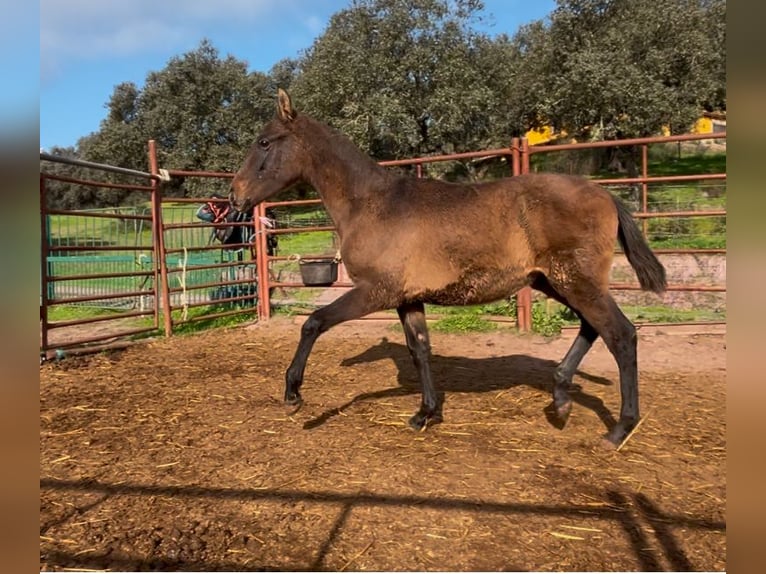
[39,154,162,356]
[246,131,726,330]
[40,131,725,357]
[40,149,265,359]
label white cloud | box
[40,0,347,87]
[40,0,281,80]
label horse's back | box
[424,172,619,252]
[356,172,617,261]
[342,171,619,304]
[502,173,619,243]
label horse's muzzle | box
[228,190,249,212]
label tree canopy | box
[43,0,726,208]
[519,0,727,140]
[292,0,518,159]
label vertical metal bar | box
[40,175,51,353]
[511,137,521,176]
[641,143,649,239]
[416,163,423,178]
[147,140,172,335]
[255,202,271,321]
[521,137,531,175]
[516,138,532,333]
[45,206,55,302]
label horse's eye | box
[258,138,270,150]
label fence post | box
[254,202,271,321]
[514,137,533,333]
[511,137,521,177]
[641,143,649,239]
[147,140,173,336]
[40,174,51,352]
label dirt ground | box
[40,317,726,572]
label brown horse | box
[230,89,666,446]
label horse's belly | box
[419,269,529,306]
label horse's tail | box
[613,196,667,294]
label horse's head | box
[230,88,304,213]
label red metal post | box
[147,140,173,336]
[254,202,272,321]
[515,138,533,333]
[641,144,649,238]
[521,137,531,175]
[40,175,50,352]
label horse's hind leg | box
[562,288,639,445]
[531,274,598,419]
[552,320,598,419]
[397,301,440,430]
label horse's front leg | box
[397,301,440,430]
[284,285,381,406]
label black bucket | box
[299,258,338,286]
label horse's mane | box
[298,114,387,177]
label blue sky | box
[40,0,555,151]
[1,3,38,138]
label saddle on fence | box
[195,194,278,256]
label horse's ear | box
[276,88,296,122]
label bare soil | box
[40,317,726,572]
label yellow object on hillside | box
[527,111,725,144]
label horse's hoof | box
[408,413,428,431]
[284,391,303,414]
[544,399,571,430]
[555,399,572,421]
[602,428,625,447]
[599,435,620,450]
[603,420,637,449]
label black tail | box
[613,197,667,294]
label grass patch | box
[648,233,726,250]
[46,305,127,322]
[647,150,726,176]
[531,300,576,337]
[431,314,498,333]
[169,304,256,335]
[276,230,337,257]
[622,305,725,323]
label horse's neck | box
[302,123,390,235]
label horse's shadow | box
[303,337,617,434]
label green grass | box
[45,300,259,342]
[431,314,498,333]
[46,305,127,322]
[276,230,337,258]
[643,177,726,249]
[424,303,508,334]
[647,151,726,177]
[620,304,725,323]
[169,304,256,335]
[46,203,214,251]
[408,297,723,337]
[647,233,726,250]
